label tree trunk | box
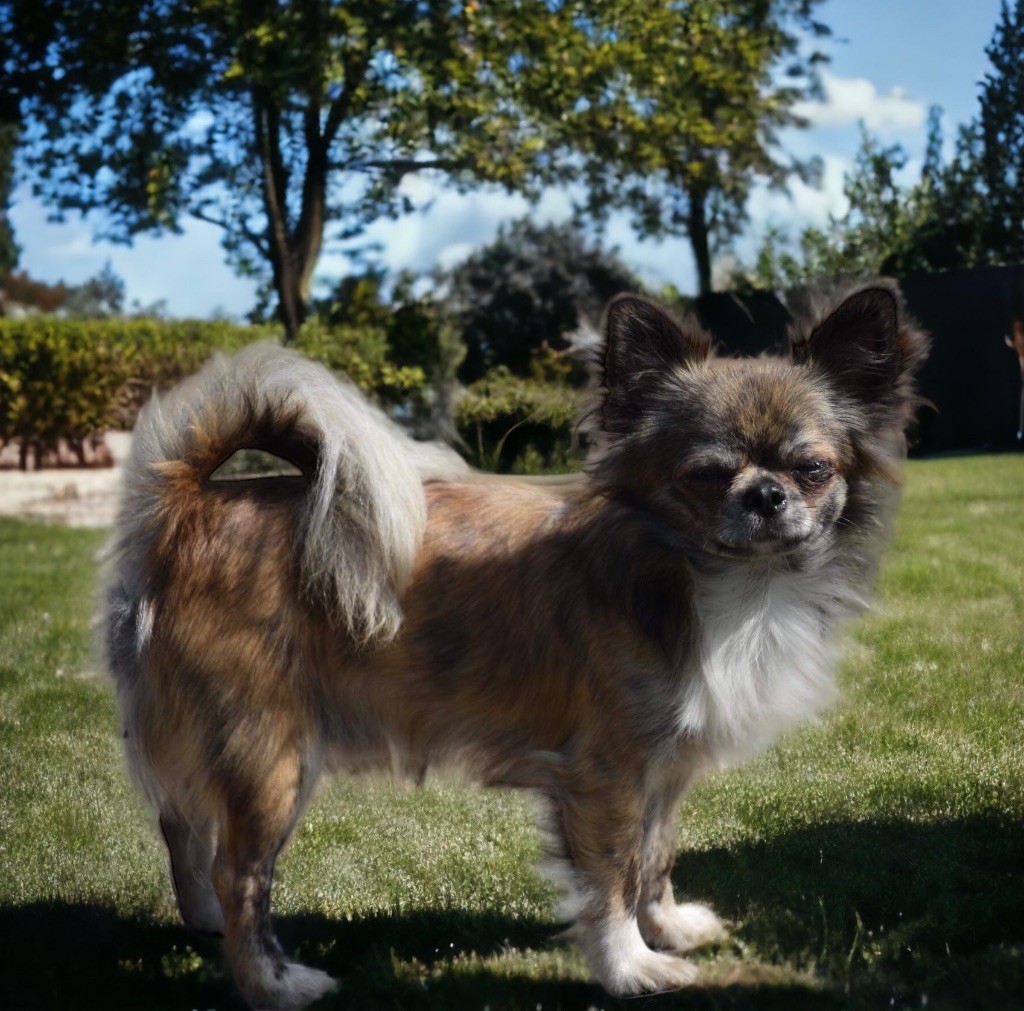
[292,106,328,326]
[253,96,332,344]
[687,188,712,297]
[254,99,305,343]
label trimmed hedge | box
[0,320,137,468]
[0,316,593,474]
[0,317,425,469]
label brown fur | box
[102,284,928,1008]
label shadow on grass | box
[3,814,1022,1010]
[679,811,1024,1009]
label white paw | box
[584,915,699,996]
[247,962,338,1011]
[600,947,699,996]
[641,901,727,952]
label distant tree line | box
[741,0,1024,287]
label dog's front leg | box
[636,775,727,953]
[557,779,700,995]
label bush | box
[293,320,425,405]
[0,318,136,468]
[455,366,586,471]
[0,317,426,469]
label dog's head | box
[593,284,929,561]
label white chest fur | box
[679,562,862,758]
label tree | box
[747,1,1024,288]
[977,0,1024,263]
[439,218,640,381]
[741,110,989,288]
[5,0,566,340]
[0,121,18,284]
[557,0,829,296]
[63,261,126,318]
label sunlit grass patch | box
[1,453,1021,1009]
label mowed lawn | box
[1,454,1022,1011]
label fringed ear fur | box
[600,294,711,435]
[792,283,930,428]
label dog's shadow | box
[4,814,1021,1010]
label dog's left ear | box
[600,294,710,434]
[794,284,928,423]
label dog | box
[101,283,927,1009]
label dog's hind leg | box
[212,748,335,1011]
[160,809,225,938]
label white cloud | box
[793,70,926,133]
[318,182,574,282]
[746,153,852,232]
[9,189,258,318]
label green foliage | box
[1,455,1023,1007]
[5,0,837,329]
[0,319,135,467]
[977,0,1024,263]
[440,218,638,382]
[559,0,830,294]
[455,369,582,430]
[454,365,585,471]
[5,0,571,336]
[747,3,1024,287]
[315,270,456,377]
[0,316,424,468]
[312,270,463,439]
[294,319,425,405]
[742,116,987,287]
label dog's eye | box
[792,459,835,485]
[676,464,734,485]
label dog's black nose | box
[743,480,788,518]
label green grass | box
[1,454,1022,1010]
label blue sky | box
[9,0,1005,317]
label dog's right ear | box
[600,294,710,434]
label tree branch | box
[293,93,328,300]
[189,207,269,256]
[323,49,371,146]
[341,157,469,179]
[253,93,302,339]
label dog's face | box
[652,360,852,559]
[597,287,926,561]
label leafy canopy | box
[5,0,566,332]
[558,0,830,293]
[744,1,1024,287]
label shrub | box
[0,317,425,469]
[454,366,586,471]
[293,320,425,405]
[0,319,137,467]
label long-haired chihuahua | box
[102,284,927,1009]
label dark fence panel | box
[900,266,1022,455]
[691,291,793,357]
[691,267,1024,456]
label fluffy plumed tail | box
[115,342,462,644]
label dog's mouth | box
[710,533,811,559]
